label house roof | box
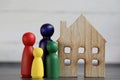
[57,15,106,44]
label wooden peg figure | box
[39,23,54,77]
[31,48,44,78]
[46,41,59,78]
[21,32,36,78]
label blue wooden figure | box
[39,23,54,78]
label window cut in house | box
[64,47,71,53]
[92,59,99,66]
[64,59,71,66]
[92,47,99,54]
[78,47,85,53]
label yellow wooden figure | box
[31,48,44,78]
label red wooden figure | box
[21,32,36,78]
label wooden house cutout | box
[57,15,106,77]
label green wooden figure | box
[46,41,59,78]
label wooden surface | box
[0,63,120,80]
[57,15,106,77]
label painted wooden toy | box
[21,32,36,78]
[57,15,106,77]
[39,23,54,77]
[31,48,44,78]
[46,41,59,78]
[21,15,106,78]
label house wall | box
[0,0,120,63]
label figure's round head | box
[33,48,43,57]
[22,32,36,46]
[40,23,54,37]
[47,41,58,53]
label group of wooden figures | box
[21,23,59,79]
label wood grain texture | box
[57,15,106,77]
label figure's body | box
[39,37,52,61]
[46,41,59,78]
[21,32,36,78]
[39,23,54,77]
[31,48,44,78]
